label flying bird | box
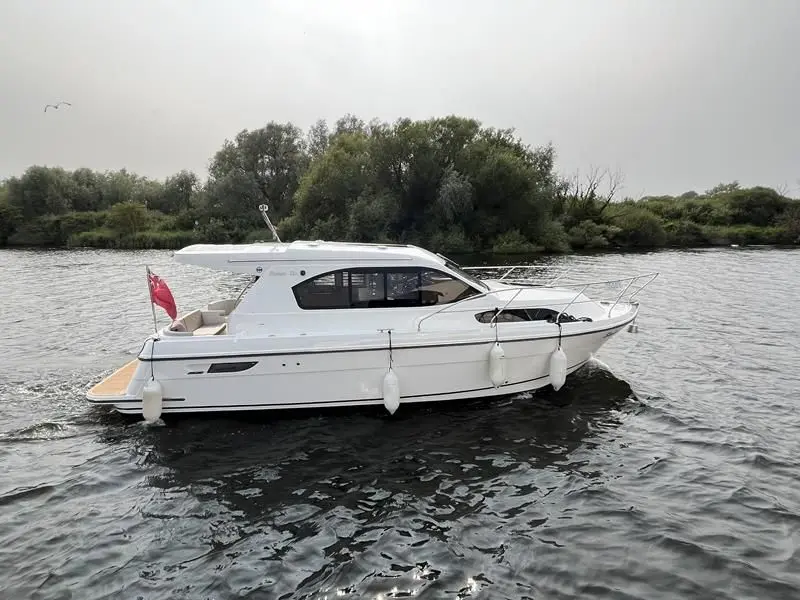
[44,101,72,112]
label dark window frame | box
[292,266,481,310]
[474,308,594,324]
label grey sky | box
[1,0,799,197]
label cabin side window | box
[475,308,593,323]
[293,268,479,310]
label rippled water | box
[2,247,800,599]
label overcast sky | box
[1,0,798,197]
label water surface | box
[2,247,799,599]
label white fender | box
[383,368,400,415]
[142,379,163,423]
[488,342,507,388]
[549,347,567,391]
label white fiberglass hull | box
[87,310,636,416]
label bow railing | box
[415,269,658,331]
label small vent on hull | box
[207,361,258,374]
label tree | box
[0,183,18,244]
[557,166,623,228]
[706,181,740,196]
[434,166,473,224]
[71,168,103,212]
[307,119,330,159]
[287,131,373,240]
[107,201,148,236]
[285,116,560,250]
[155,170,198,214]
[100,169,138,208]
[333,113,366,136]
[727,186,789,226]
[7,166,74,218]
[208,122,309,222]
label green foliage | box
[7,216,62,246]
[152,170,198,214]
[288,116,558,251]
[0,184,19,244]
[535,221,571,253]
[664,220,708,247]
[1,115,798,253]
[58,211,108,238]
[568,220,614,250]
[726,187,788,226]
[67,229,118,248]
[68,229,202,249]
[701,225,785,246]
[207,122,308,225]
[4,212,108,246]
[706,181,740,195]
[491,230,541,254]
[107,202,149,235]
[777,202,800,243]
[428,226,475,254]
[605,206,667,248]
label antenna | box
[258,204,281,243]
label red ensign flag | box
[147,269,178,320]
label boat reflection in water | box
[95,362,641,598]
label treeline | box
[1,114,798,253]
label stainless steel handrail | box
[488,288,524,326]
[606,272,659,316]
[415,271,659,331]
[556,284,589,323]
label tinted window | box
[293,268,479,310]
[293,269,352,309]
[350,271,385,308]
[475,309,534,323]
[475,308,593,323]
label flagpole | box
[146,265,158,334]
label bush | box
[698,225,784,246]
[0,202,16,245]
[664,220,708,247]
[107,202,149,235]
[58,211,108,238]
[7,215,63,246]
[68,228,118,248]
[427,226,474,254]
[535,221,571,253]
[727,187,789,226]
[243,229,277,243]
[68,228,201,249]
[129,230,201,248]
[491,229,541,254]
[568,220,612,250]
[606,207,666,248]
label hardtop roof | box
[173,240,448,274]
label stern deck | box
[88,359,139,398]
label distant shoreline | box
[2,116,799,256]
[2,237,797,256]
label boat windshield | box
[440,256,489,291]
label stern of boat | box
[86,359,148,405]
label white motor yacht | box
[87,209,657,420]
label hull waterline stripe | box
[139,318,634,363]
[107,359,590,412]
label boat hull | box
[87,317,633,416]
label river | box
[1,246,799,599]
